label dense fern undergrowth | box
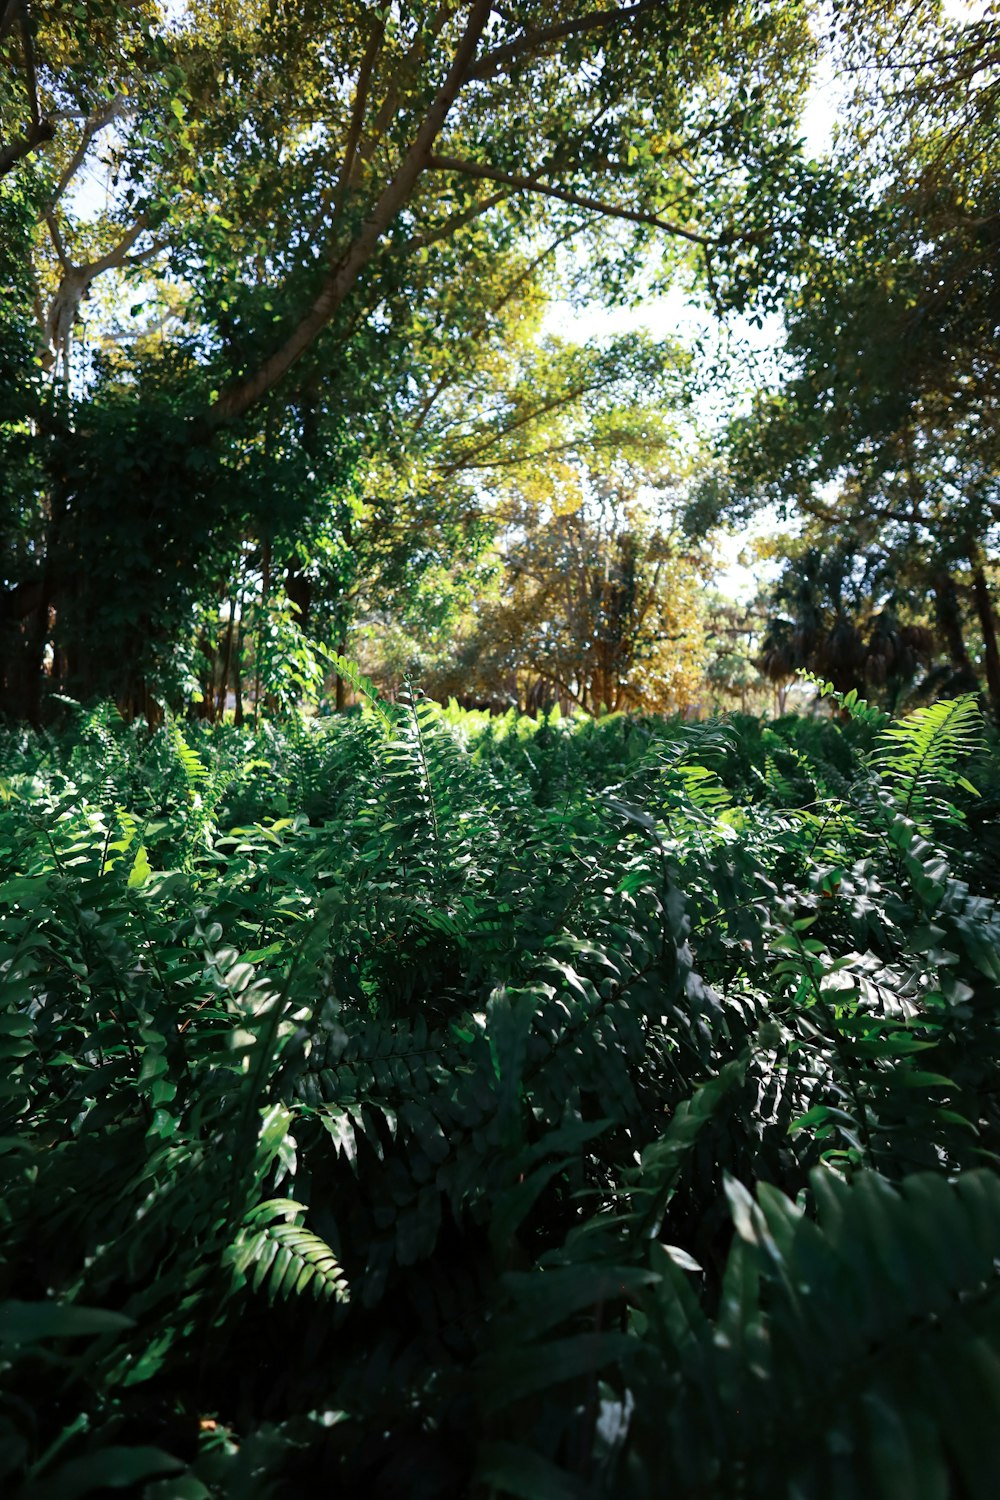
[2,685,1000,1498]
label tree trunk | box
[971,558,1000,716]
[234,613,245,727]
[932,569,974,676]
[217,591,237,720]
[284,560,312,631]
[197,635,217,720]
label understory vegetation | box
[2,685,1000,1497]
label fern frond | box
[328,652,394,733]
[403,683,441,854]
[227,1198,349,1305]
[878,693,983,821]
[800,673,888,727]
[168,721,209,789]
[674,761,733,815]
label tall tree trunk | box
[234,613,245,727]
[217,591,237,721]
[932,568,974,676]
[970,555,1000,715]
[254,539,271,729]
[18,485,68,724]
[197,635,217,720]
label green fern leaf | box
[227,1199,349,1306]
[168,721,209,788]
[878,694,983,821]
[328,653,394,732]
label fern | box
[168,720,210,790]
[328,651,394,733]
[402,681,442,860]
[480,1168,1000,1498]
[800,672,889,728]
[1,699,1000,1496]
[877,692,983,824]
[226,1198,349,1306]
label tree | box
[700,594,771,714]
[429,447,709,715]
[0,0,819,719]
[713,0,1000,712]
[757,535,937,709]
[193,319,689,718]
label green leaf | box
[23,1446,183,1500]
[475,1442,586,1500]
[127,844,151,887]
[0,1300,134,1345]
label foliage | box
[0,690,999,1494]
[714,0,1000,714]
[0,0,819,719]
[758,539,938,705]
[425,453,710,715]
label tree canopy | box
[711,0,1000,711]
[1,0,821,719]
[1,0,998,723]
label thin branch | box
[439,380,596,476]
[123,235,169,267]
[359,2,459,164]
[50,132,91,206]
[48,94,127,208]
[0,115,54,178]
[331,16,384,225]
[0,1,54,177]
[410,225,577,435]
[469,0,665,80]
[401,187,509,253]
[45,210,69,270]
[310,0,462,239]
[447,434,586,473]
[427,153,716,246]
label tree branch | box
[440,379,596,476]
[359,2,460,164]
[45,210,69,271]
[469,0,666,80]
[0,0,21,45]
[426,153,716,246]
[331,16,385,226]
[402,187,509,253]
[447,434,587,473]
[124,235,169,267]
[211,0,494,423]
[410,226,577,435]
[0,1,54,178]
[48,95,126,208]
[81,214,151,278]
[42,216,156,359]
[0,116,54,178]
